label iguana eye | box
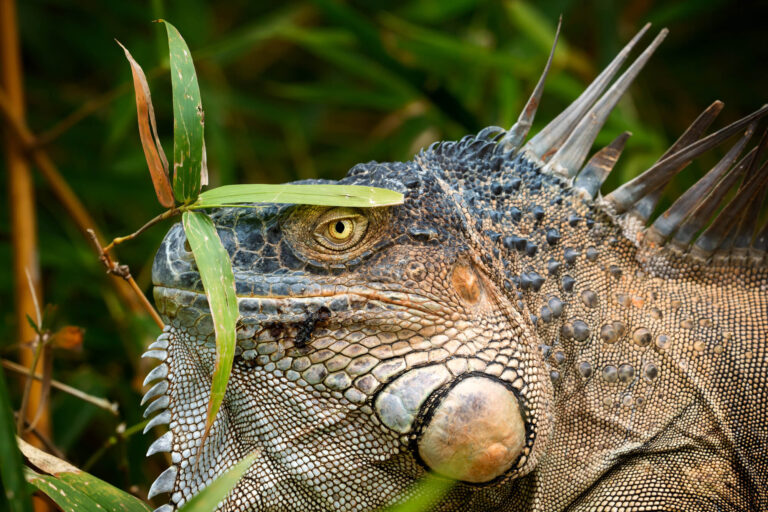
[328,219,353,240]
[313,207,368,251]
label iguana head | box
[148,151,555,509]
[143,22,768,512]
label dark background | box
[1,0,766,504]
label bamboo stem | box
[1,0,51,451]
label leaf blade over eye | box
[190,184,404,208]
[181,211,239,446]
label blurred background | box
[1,0,766,506]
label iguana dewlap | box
[142,22,768,511]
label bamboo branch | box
[2,359,120,415]
[102,207,180,254]
[34,65,167,148]
[0,89,162,325]
[15,419,65,459]
[1,0,51,455]
[87,229,165,329]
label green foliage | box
[21,433,253,512]
[181,210,239,437]
[194,183,405,208]
[176,451,258,511]
[25,467,152,512]
[162,20,206,204]
[0,369,32,512]
[122,22,403,440]
[20,437,150,511]
[381,475,454,512]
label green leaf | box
[24,314,40,336]
[160,20,205,204]
[0,369,32,512]
[181,211,239,440]
[177,451,258,512]
[192,184,404,208]
[380,474,454,512]
[19,438,150,512]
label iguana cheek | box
[417,377,526,483]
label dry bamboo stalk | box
[0,0,50,445]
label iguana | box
[142,22,768,511]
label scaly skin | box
[145,136,768,510]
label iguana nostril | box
[418,377,525,483]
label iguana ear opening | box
[416,376,527,484]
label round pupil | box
[334,221,345,234]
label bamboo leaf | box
[381,474,454,512]
[117,41,175,208]
[181,211,239,442]
[0,369,32,512]
[192,184,404,208]
[160,20,206,203]
[177,451,258,512]
[19,438,150,512]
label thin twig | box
[126,276,164,329]
[82,420,147,471]
[102,207,179,254]
[87,229,165,329]
[15,416,65,459]
[17,334,44,434]
[2,359,120,415]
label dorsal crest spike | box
[691,158,768,260]
[660,100,725,160]
[573,131,631,198]
[545,29,668,178]
[668,147,757,250]
[526,22,651,160]
[500,16,562,151]
[733,161,768,251]
[628,100,725,222]
[732,131,768,252]
[605,104,768,214]
[645,124,756,246]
